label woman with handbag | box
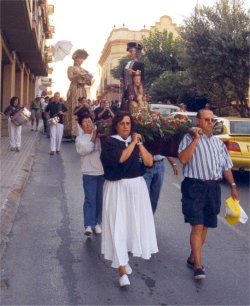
[4,96,22,152]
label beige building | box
[0,0,54,135]
[97,16,179,101]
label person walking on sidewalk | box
[178,109,239,280]
[30,96,42,131]
[41,96,49,134]
[75,113,104,236]
[45,92,67,155]
[4,96,22,152]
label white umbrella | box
[53,40,73,62]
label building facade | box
[97,16,179,101]
[0,0,54,135]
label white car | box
[149,104,180,116]
[168,111,197,126]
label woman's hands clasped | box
[132,132,143,145]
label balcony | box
[1,0,51,75]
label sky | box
[48,0,218,98]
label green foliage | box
[141,29,182,90]
[95,112,192,142]
[148,71,196,103]
[111,57,129,79]
[180,0,250,116]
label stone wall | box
[0,114,8,137]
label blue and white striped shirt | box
[178,133,233,180]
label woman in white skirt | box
[100,111,158,287]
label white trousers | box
[8,117,22,148]
[50,123,64,151]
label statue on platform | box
[64,48,93,138]
[127,70,149,115]
[120,42,144,111]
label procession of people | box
[3,43,240,288]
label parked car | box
[214,117,250,172]
[168,111,197,126]
[149,104,180,116]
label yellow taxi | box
[213,117,250,172]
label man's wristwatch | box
[231,182,237,187]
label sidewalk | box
[0,123,42,259]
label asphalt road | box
[1,135,249,305]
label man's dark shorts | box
[181,177,221,228]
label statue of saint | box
[127,70,149,115]
[64,49,93,138]
[120,42,144,111]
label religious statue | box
[120,42,144,111]
[64,48,93,138]
[127,70,149,115]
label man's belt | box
[185,177,222,185]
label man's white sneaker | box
[84,226,93,236]
[119,274,130,287]
[125,263,132,275]
[94,224,102,234]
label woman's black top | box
[100,137,145,181]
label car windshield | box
[158,108,173,115]
[150,106,177,116]
[230,121,250,135]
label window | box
[230,121,250,134]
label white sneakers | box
[119,274,130,287]
[118,263,132,287]
[84,226,93,236]
[84,224,102,236]
[125,263,132,275]
[94,224,102,234]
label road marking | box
[172,183,181,190]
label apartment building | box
[0,0,54,135]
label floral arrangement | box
[96,111,192,156]
[96,110,191,141]
[132,110,192,142]
[95,118,113,135]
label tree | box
[180,0,250,117]
[141,29,182,90]
[149,71,197,105]
[111,57,129,80]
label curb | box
[0,133,41,260]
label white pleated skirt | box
[101,176,158,268]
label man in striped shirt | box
[178,109,239,280]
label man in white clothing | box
[45,92,67,155]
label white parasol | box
[53,40,73,62]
